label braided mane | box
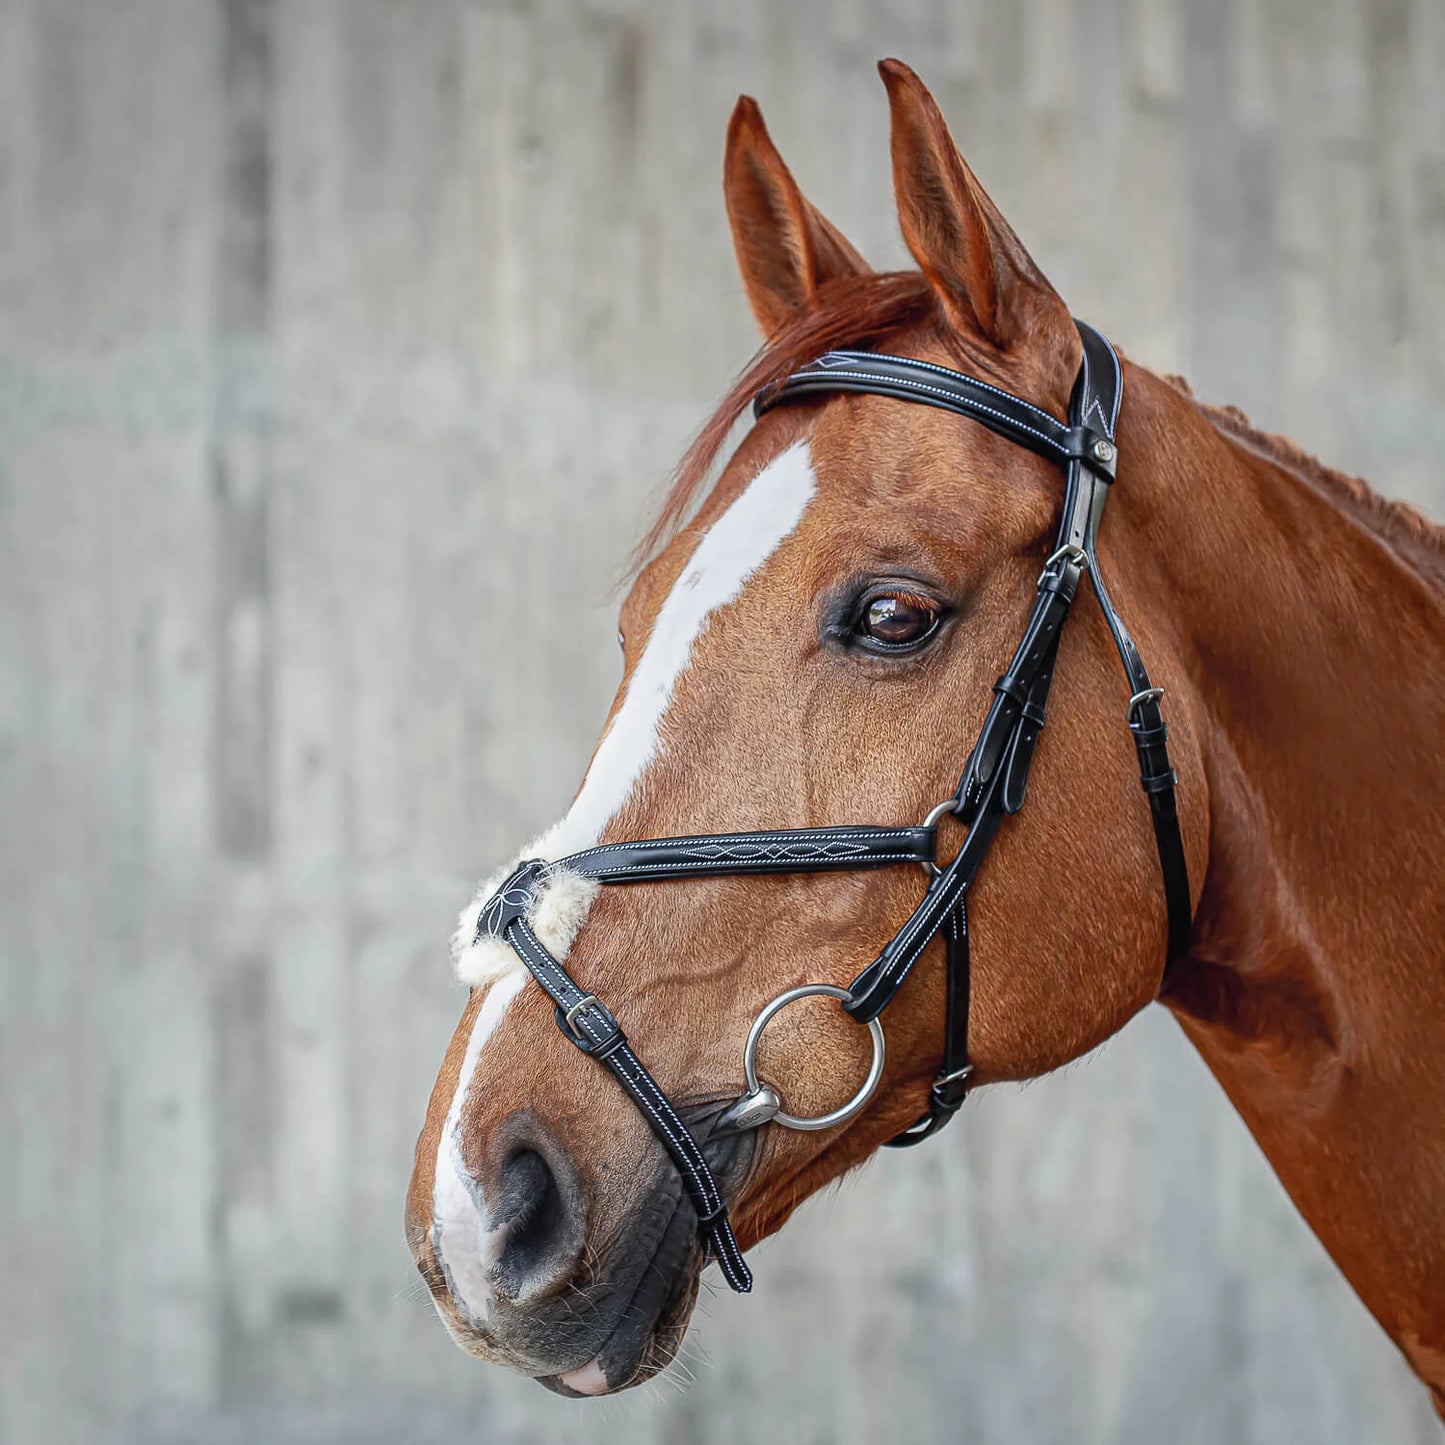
[1164,373,1443,588]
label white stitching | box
[512,921,726,1216]
[883,870,966,967]
[1075,328,1121,436]
[785,370,1067,454]
[1084,326,1122,432]
[561,828,927,863]
[579,853,922,876]
[574,845,905,863]
[507,927,751,1289]
[609,1048,722,1212]
[822,350,1064,429]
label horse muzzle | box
[410,1104,752,1394]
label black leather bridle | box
[473,321,1191,1294]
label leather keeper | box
[1000,721,1039,815]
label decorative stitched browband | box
[473,321,1191,1295]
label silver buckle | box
[1038,543,1088,587]
[562,994,602,1041]
[1127,686,1165,719]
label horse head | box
[405,60,1203,1395]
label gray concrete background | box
[2,1,1442,1442]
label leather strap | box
[477,861,753,1293]
[1069,324,1192,970]
[844,530,1091,1026]
[954,551,1085,824]
[756,349,1116,478]
[1129,692,1193,965]
[559,825,937,883]
[884,899,971,1147]
[843,754,1006,1019]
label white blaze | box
[432,440,818,1321]
[430,968,527,1323]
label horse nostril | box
[489,1143,586,1303]
[495,1151,557,1273]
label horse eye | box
[858,592,941,649]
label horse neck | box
[1116,365,1445,1386]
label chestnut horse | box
[406,61,1444,1410]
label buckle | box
[1034,543,1086,592]
[1127,686,1165,721]
[883,1069,970,1149]
[554,994,625,1059]
[562,994,602,1039]
[930,1063,973,1110]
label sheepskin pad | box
[451,840,601,990]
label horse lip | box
[537,1265,698,1396]
[535,1200,701,1395]
[534,1101,753,1394]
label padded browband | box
[755,348,1117,478]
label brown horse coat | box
[407,60,1445,1410]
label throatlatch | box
[473,321,1191,1292]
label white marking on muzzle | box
[430,967,527,1325]
[432,439,817,1323]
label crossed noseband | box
[473,322,1192,1294]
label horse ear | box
[724,96,870,337]
[879,60,1077,383]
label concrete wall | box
[2,2,1441,1441]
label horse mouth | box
[538,1199,703,1396]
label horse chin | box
[537,1238,702,1397]
[529,1111,750,1395]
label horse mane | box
[633,269,1443,592]
[1162,373,1445,589]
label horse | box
[405,59,1445,1411]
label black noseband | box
[472,321,1191,1293]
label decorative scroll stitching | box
[475,877,541,939]
[560,828,927,865]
